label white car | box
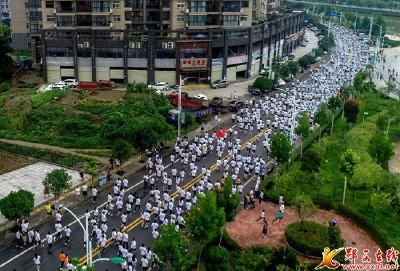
[278,79,286,86]
[194,94,208,101]
[149,82,170,92]
[53,81,67,89]
[63,79,78,87]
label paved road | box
[0,26,365,271]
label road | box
[0,26,366,271]
[287,0,400,17]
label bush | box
[127,83,149,93]
[58,155,82,168]
[112,139,133,161]
[30,89,68,108]
[298,54,316,69]
[0,81,11,93]
[271,246,298,269]
[285,221,343,257]
[205,246,230,271]
[344,99,359,123]
[0,190,34,221]
[300,149,321,173]
[253,77,273,91]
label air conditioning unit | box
[78,43,83,48]
[185,9,189,13]
[167,42,174,49]
[185,23,189,27]
[110,23,113,28]
[162,42,168,49]
[240,23,243,27]
[53,9,56,13]
[110,9,113,13]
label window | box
[241,1,249,8]
[177,2,185,12]
[112,1,120,8]
[47,15,54,22]
[223,15,239,27]
[240,15,248,21]
[113,15,121,22]
[188,15,206,26]
[190,1,205,12]
[176,15,184,22]
[45,0,54,8]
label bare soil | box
[226,201,379,263]
[57,89,125,106]
[0,151,33,175]
[3,97,32,114]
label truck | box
[168,92,209,111]
[77,80,115,90]
[167,108,213,125]
[210,97,230,113]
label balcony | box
[56,7,75,13]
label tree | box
[339,149,359,205]
[315,103,333,139]
[295,112,310,156]
[327,95,343,111]
[300,149,321,173]
[298,54,316,69]
[84,159,98,186]
[152,224,189,271]
[370,191,391,221]
[341,85,354,99]
[287,61,300,76]
[295,112,310,138]
[270,131,292,164]
[292,194,317,226]
[253,77,273,91]
[186,192,225,269]
[0,36,13,81]
[0,23,11,39]
[368,132,395,169]
[205,246,230,271]
[0,190,34,222]
[353,71,368,93]
[343,99,359,123]
[216,178,240,221]
[112,139,133,161]
[43,169,72,199]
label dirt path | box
[0,138,109,164]
[226,201,379,259]
[389,143,400,174]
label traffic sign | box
[109,257,126,264]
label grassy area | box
[261,90,400,249]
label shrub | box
[58,155,81,168]
[127,82,149,93]
[285,221,343,257]
[344,99,359,123]
[205,246,230,271]
[271,246,298,269]
[0,81,11,93]
[300,149,321,173]
[112,139,133,161]
[0,190,34,221]
[253,77,273,91]
[30,89,67,108]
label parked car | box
[193,94,208,101]
[53,81,67,89]
[278,79,286,86]
[211,79,229,89]
[210,97,230,113]
[228,100,245,112]
[149,82,170,92]
[288,54,295,60]
[249,87,262,96]
[63,79,78,87]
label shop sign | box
[181,58,207,69]
[227,54,248,65]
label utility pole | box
[320,12,323,23]
[340,11,342,24]
[328,16,332,38]
[368,16,373,41]
[177,75,182,138]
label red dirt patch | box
[0,151,33,174]
[226,201,379,262]
[3,97,32,114]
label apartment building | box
[11,1,304,84]
[1,0,10,22]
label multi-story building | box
[12,1,305,84]
[0,0,10,22]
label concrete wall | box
[155,71,176,84]
[10,0,29,50]
[47,66,61,83]
[79,67,92,82]
[128,70,147,83]
[211,66,223,82]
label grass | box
[262,90,400,249]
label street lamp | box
[362,112,369,127]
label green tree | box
[0,190,34,222]
[339,149,360,204]
[43,169,72,199]
[287,61,300,76]
[112,139,133,161]
[270,131,292,164]
[0,23,11,39]
[186,192,225,268]
[368,132,394,168]
[205,246,230,271]
[152,224,189,271]
[370,191,391,221]
[291,194,317,226]
[216,178,240,221]
[315,103,333,139]
[253,77,273,91]
[298,54,316,69]
[344,99,359,123]
[353,71,368,93]
[84,159,98,186]
[327,95,343,111]
[295,112,310,156]
[0,36,13,81]
[300,149,321,173]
